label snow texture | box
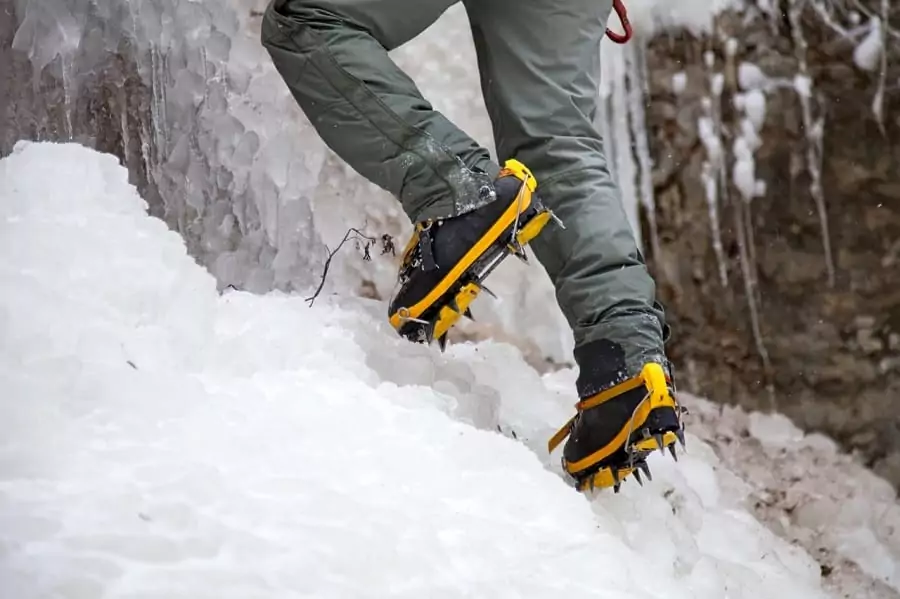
[5,141,899,599]
[685,400,900,598]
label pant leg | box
[464,0,670,393]
[261,0,500,222]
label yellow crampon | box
[548,362,685,493]
[389,159,554,350]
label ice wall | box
[10,0,330,294]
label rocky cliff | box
[639,2,900,486]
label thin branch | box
[305,225,396,306]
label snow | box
[4,140,891,598]
[618,0,739,37]
[672,71,688,95]
[5,0,900,586]
[687,399,900,597]
[853,16,884,72]
[738,62,770,91]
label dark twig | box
[305,225,396,306]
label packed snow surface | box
[0,141,882,598]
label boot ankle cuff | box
[573,339,629,399]
[573,338,674,399]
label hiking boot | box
[549,340,685,493]
[388,159,555,350]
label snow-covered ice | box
[6,141,896,598]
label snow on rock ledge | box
[0,141,845,598]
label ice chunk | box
[738,62,769,91]
[672,71,688,95]
[742,89,768,130]
[853,17,883,72]
[748,412,805,448]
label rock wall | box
[642,4,900,486]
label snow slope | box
[0,141,845,599]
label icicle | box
[139,120,152,178]
[601,38,642,248]
[729,36,766,308]
[149,43,169,168]
[873,0,889,135]
[703,41,772,402]
[60,54,74,140]
[626,41,661,261]
[119,85,130,170]
[700,158,728,288]
[696,53,729,288]
[788,0,836,288]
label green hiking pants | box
[261,0,670,392]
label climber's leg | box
[261,0,555,350]
[261,0,498,222]
[464,0,682,491]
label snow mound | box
[0,142,839,598]
[686,401,900,596]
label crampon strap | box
[606,0,632,44]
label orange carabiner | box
[606,0,632,44]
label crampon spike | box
[676,428,686,449]
[632,468,643,487]
[668,444,678,462]
[654,433,665,453]
[420,319,436,344]
[639,461,652,482]
[437,335,448,353]
[463,308,474,321]
[480,283,498,299]
[549,210,566,230]
[509,243,528,264]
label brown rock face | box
[642,7,900,487]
